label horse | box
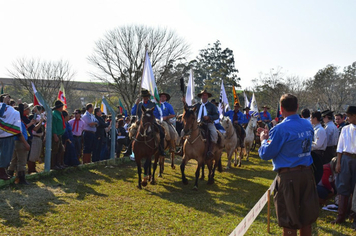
[251,120,265,151]
[160,119,179,171]
[243,116,258,161]
[221,116,243,168]
[132,106,162,189]
[180,104,224,190]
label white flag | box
[250,92,259,114]
[141,51,162,120]
[218,80,230,119]
[244,91,250,108]
[185,69,195,106]
[100,97,107,115]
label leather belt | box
[343,152,356,158]
[73,135,82,138]
[278,165,311,174]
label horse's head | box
[221,116,231,131]
[182,104,197,135]
[139,105,155,136]
[250,116,258,129]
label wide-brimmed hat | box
[52,100,65,110]
[261,105,270,109]
[72,109,81,114]
[23,102,31,111]
[346,106,356,115]
[210,99,219,105]
[234,102,240,107]
[0,93,10,100]
[141,89,151,97]
[159,92,171,101]
[197,89,212,98]
[321,109,334,117]
[243,107,250,111]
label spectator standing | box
[51,100,66,170]
[81,104,98,163]
[62,110,80,166]
[68,109,85,162]
[322,110,339,164]
[93,108,110,162]
[259,94,319,236]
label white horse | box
[221,117,243,168]
[244,116,258,161]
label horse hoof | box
[141,181,148,187]
[207,179,214,185]
[225,166,230,170]
[192,186,198,191]
[218,167,223,173]
[171,165,176,169]
[158,174,162,178]
[137,185,142,189]
[150,180,156,185]
[199,176,204,180]
[183,179,188,185]
[234,163,237,167]
[238,163,242,167]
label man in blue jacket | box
[258,94,319,236]
[224,102,245,148]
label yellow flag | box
[232,86,240,104]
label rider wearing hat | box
[129,89,165,156]
[224,102,245,148]
[182,89,219,160]
[260,105,272,123]
[242,106,252,127]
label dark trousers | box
[83,131,96,155]
[73,136,82,158]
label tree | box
[190,40,240,103]
[88,25,190,113]
[7,58,75,107]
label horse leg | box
[238,148,242,167]
[158,155,164,178]
[246,145,250,161]
[142,158,149,187]
[234,149,238,167]
[136,160,142,189]
[151,154,159,184]
[180,156,188,185]
[170,140,175,169]
[194,162,202,190]
[217,156,223,173]
[207,161,214,185]
[200,163,205,180]
[226,148,232,169]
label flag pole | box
[137,44,149,115]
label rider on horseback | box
[182,90,219,160]
[259,105,272,123]
[224,102,246,148]
[129,89,166,156]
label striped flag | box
[57,82,67,109]
[31,82,42,106]
[100,97,107,115]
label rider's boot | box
[206,142,215,160]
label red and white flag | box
[57,82,67,109]
[31,82,42,106]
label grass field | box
[0,150,354,235]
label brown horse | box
[180,105,224,190]
[132,106,162,189]
[221,116,243,168]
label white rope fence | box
[229,176,277,236]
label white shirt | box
[337,124,356,154]
[312,123,327,151]
[325,121,339,146]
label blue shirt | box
[160,102,175,117]
[131,100,160,120]
[224,110,243,123]
[258,114,314,171]
[241,111,253,125]
[259,111,272,122]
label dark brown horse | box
[132,106,162,189]
[180,105,224,190]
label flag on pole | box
[243,91,250,108]
[185,69,195,106]
[100,97,107,115]
[57,82,67,109]
[141,51,162,120]
[0,82,3,94]
[232,86,240,105]
[31,82,42,106]
[250,92,259,114]
[118,98,127,115]
[219,80,230,119]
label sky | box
[1,0,355,90]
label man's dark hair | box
[86,103,93,110]
[311,111,322,121]
[301,108,310,118]
[62,110,69,117]
[94,107,101,115]
[335,113,343,119]
[280,94,298,112]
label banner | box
[232,86,240,105]
[185,69,195,106]
[219,80,230,119]
[31,82,42,106]
[250,92,259,113]
[101,97,107,115]
[244,91,250,108]
[57,82,67,109]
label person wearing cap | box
[332,106,356,226]
[183,89,219,159]
[51,100,66,170]
[259,94,318,235]
[224,102,245,148]
[322,110,339,164]
[259,105,272,123]
[81,103,98,163]
[68,109,85,162]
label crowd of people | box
[1,88,355,234]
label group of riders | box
[126,88,273,160]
